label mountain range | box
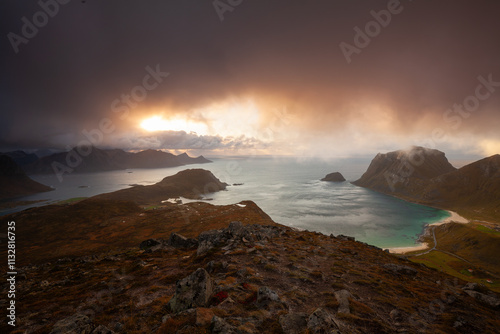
[4,147,211,175]
[0,148,211,201]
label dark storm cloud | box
[1,0,499,153]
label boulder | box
[321,172,346,182]
[389,309,403,322]
[199,229,227,245]
[307,308,341,334]
[462,282,479,291]
[463,290,500,308]
[279,312,308,334]
[257,286,281,306]
[92,325,115,334]
[227,221,244,236]
[168,232,198,249]
[168,268,214,313]
[334,289,352,314]
[257,286,287,311]
[383,263,418,277]
[211,316,237,334]
[50,313,94,334]
[139,239,162,250]
[195,308,215,327]
[197,240,215,256]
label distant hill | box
[3,150,39,165]
[420,154,500,218]
[94,169,228,204]
[17,147,211,174]
[353,147,500,221]
[0,155,53,200]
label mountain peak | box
[354,147,456,192]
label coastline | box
[387,210,469,254]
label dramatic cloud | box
[1,0,499,157]
[108,130,269,155]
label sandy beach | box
[387,242,430,254]
[431,210,469,225]
[387,210,470,254]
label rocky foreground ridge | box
[4,221,500,333]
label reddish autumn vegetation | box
[1,169,498,333]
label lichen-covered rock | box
[256,286,287,312]
[334,289,352,314]
[279,312,308,334]
[383,263,418,277]
[463,290,500,308]
[92,325,115,334]
[211,316,237,334]
[228,221,244,236]
[197,240,215,256]
[168,232,198,249]
[257,286,281,306]
[307,308,341,334]
[168,268,214,313]
[139,238,162,250]
[50,313,94,334]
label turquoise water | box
[4,156,451,248]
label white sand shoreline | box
[387,210,469,254]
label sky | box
[1,0,500,158]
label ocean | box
[3,156,452,249]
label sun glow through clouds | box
[141,116,208,134]
[140,99,263,139]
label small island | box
[321,172,346,182]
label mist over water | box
[4,156,450,248]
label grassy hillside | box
[411,222,500,281]
[2,198,275,265]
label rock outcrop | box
[307,308,341,333]
[334,289,352,314]
[168,268,215,313]
[321,172,346,182]
[49,313,115,334]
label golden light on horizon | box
[140,99,262,138]
[140,116,208,134]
